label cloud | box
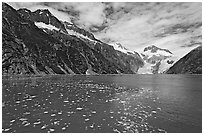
[8,2,41,8]
[36,2,107,29]
[74,3,106,28]
[95,2,202,57]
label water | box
[2,74,202,133]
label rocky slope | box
[138,45,175,74]
[2,3,143,75]
[166,46,202,74]
[109,43,144,73]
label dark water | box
[2,74,202,133]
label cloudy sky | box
[8,2,202,57]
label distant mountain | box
[166,46,202,74]
[2,3,143,75]
[138,45,175,74]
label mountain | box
[166,46,202,74]
[109,43,144,72]
[138,45,176,74]
[2,3,143,75]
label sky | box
[8,2,202,58]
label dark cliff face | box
[166,46,202,74]
[2,3,143,75]
[2,3,88,75]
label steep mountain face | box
[110,43,144,72]
[138,45,175,74]
[2,3,143,75]
[166,46,202,74]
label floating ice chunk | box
[63,100,69,103]
[23,112,31,115]
[157,107,161,110]
[34,121,41,125]
[90,124,94,128]
[15,101,20,104]
[76,107,83,111]
[152,110,157,114]
[51,114,56,117]
[91,110,96,114]
[120,101,126,104]
[10,119,15,123]
[41,124,48,129]
[110,111,114,114]
[58,111,63,115]
[22,121,28,125]
[31,95,37,98]
[4,128,10,132]
[54,121,60,125]
[44,111,48,114]
[85,118,90,122]
[19,118,28,121]
[62,127,66,130]
[158,128,166,132]
[113,128,120,133]
[49,128,55,132]
[24,122,30,126]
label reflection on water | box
[2,75,202,133]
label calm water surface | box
[2,74,202,133]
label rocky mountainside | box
[2,3,144,75]
[109,43,144,72]
[138,45,175,74]
[166,46,202,74]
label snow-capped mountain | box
[138,45,176,74]
[2,3,144,75]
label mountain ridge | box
[2,2,144,75]
[166,46,202,74]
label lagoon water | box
[2,74,202,133]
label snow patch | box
[110,43,135,54]
[35,22,59,31]
[65,28,95,42]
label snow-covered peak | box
[144,45,172,55]
[142,45,173,58]
[138,45,176,74]
[34,22,59,31]
[110,43,135,54]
